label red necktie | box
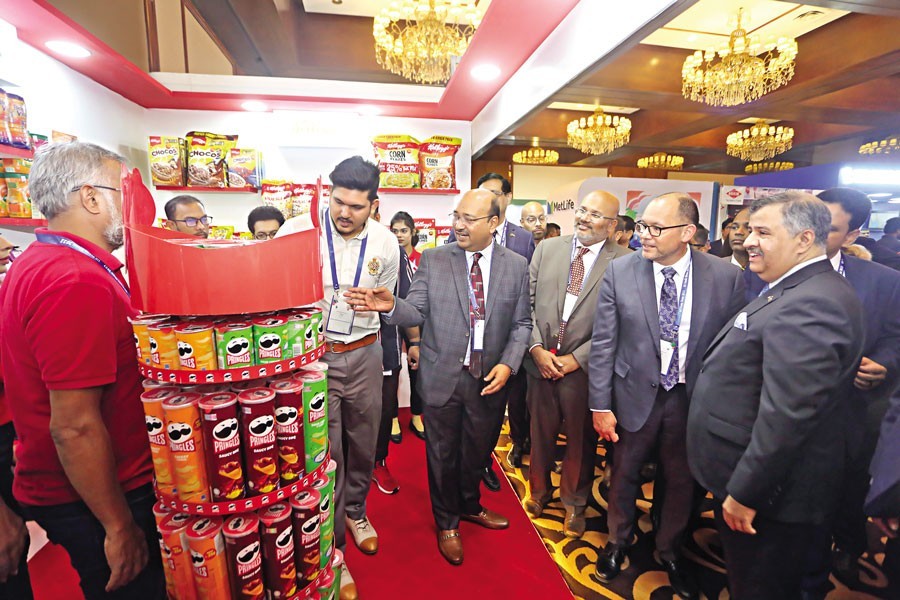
[469,252,485,378]
[558,247,590,346]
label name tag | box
[660,339,676,376]
[326,296,355,335]
[473,319,485,351]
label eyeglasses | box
[253,231,278,240]
[523,215,546,225]
[635,221,691,238]
[69,184,121,193]
[450,212,493,226]
[483,189,505,197]
[574,207,617,223]
[170,216,212,227]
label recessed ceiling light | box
[45,40,91,58]
[869,193,892,198]
[241,100,267,112]
[471,64,501,81]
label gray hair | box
[29,142,126,219]
[749,191,830,247]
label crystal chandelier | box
[512,147,559,165]
[637,152,684,170]
[373,0,482,85]
[859,136,898,156]
[682,8,798,107]
[744,161,794,174]
[566,109,631,156]
[726,120,794,162]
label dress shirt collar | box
[576,238,604,256]
[465,240,495,265]
[731,254,745,270]
[767,254,828,289]
[829,252,842,272]
[653,247,692,277]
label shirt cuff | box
[590,409,612,413]
[528,343,542,353]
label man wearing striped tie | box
[522,190,629,538]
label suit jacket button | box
[651,383,657,388]
[458,358,463,363]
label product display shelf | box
[0,217,47,227]
[378,187,459,195]
[0,145,33,159]
[153,185,259,193]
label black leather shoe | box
[662,560,698,600]
[390,431,402,444]
[408,418,426,441]
[482,466,501,492]
[595,544,627,583]
[831,547,860,588]
[507,444,524,469]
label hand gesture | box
[855,356,887,390]
[593,411,619,443]
[105,521,149,592]
[722,495,758,535]
[481,364,512,396]
[555,354,580,375]
[407,346,420,370]
[530,346,563,380]
[345,286,395,313]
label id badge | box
[473,319,485,351]
[660,340,676,376]
[326,295,355,335]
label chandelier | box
[726,120,794,162]
[512,147,559,165]
[744,161,794,174]
[859,136,898,156]
[373,0,481,85]
[637,152,684,170]
[682,8,798,107]
[566,109,631,156]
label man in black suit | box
[866,388,900,598]
[687,191,865,600]
[589,193,745,599]
[709,217,733,257]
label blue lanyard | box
[324,216,368,292]
[838,255,846,278]
[36,233,130,297]
[672,256,692,336]
[497,221,508,247]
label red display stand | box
[139,345,325,384]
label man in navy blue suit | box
[448,173,534,491]
[801,188,900,595]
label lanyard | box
[466,253,484,319]
[496,221,508,247]
[324,216,368,292]
[837,255,846,278]
[667,255,692,340]
[36,233,130,297]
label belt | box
[325,333,378,354]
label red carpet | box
[30,540,83,599]
[345,408,573,599]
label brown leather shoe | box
[437,529,463,565]
[564,505,586,538]
[523,496,545,519]
[460,508,509,530]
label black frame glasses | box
[449,212,494,226]
[635,221,691,238]
[574,207,618,223]
[170,216,212,227]
[69,184,121,193]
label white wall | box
[513,164,608,201]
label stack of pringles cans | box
[136,306,340,600]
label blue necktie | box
[758,284,770,297]
[659,267,679,391]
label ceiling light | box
[868,193,892,198]
[726,120,794,162]
[567,109,631,156]
[471,64,500,81]
[241,100,268,112]
[888,198,900,204]
[859,136,898,156]
[45,40,91,58]
[744,161,794,174]
[840,167,900,186]
[637,152,684,170]
[513,147,559,165]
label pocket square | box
[733,312,748,331]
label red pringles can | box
[290,489,322,589]
[237,389,280,495]
[269,379,305,486]
[259,503,298,600]
[223,513,264,600]
[199,393,246,502]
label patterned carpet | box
[493,422,894,600]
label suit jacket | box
[865,388,900,517]
[524,236,629,378]
[385,242,532,408]
[448,220,535,264]
[687,259,865,524]
[588,249,746,432]
[379,247,412,371]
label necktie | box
[659,266,679,390]
[558,247,591,345]
[758,284,770,297]
[468,252,485,378]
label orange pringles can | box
[237,389,280,495]
[162,393,211,503]
[142,378,173,393]
[149,320,180,370]
[152,501,177,600]
[142,386,181,497]
[158,511,199,600]
[223,513,265,600]
[132,315,169,365]
[185,516,233,600]
[175,321,218,371]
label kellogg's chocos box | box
[199,393,246,501]
[141,387,181,497]
[162,393,210,503]
[185,517,232,600]
[237,389,280,495]
[270,379,305,486]
[259,503,298,600]
[223,513,264,600]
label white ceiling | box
[642,0,847,51]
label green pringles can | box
[288,311,315,357]
[307,308,324,348]
[252,316,290,364]
[214,321,254,369]
[293,369,328,473]
[314,458,337,569]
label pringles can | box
[199,393,245,501]
[237,389,279,494]
[223,513,264,600]
[141,386,181,496]
[293,370,328,473]
[152,501,177,600]
[287,312,314,358]
[270,379,305,486]
[149,321,180,370]
[259,503,298,599]
[132,314,169,365]
[311,473,334,569]
[252,316,290,363]
[175,321,218,371]
[162,393,210,502]
[290,489,321,589]
[308,309,324,348]
[316,566,336,600]
[216,321,255,370]
[185,517,232,600]
[158,511,198,600]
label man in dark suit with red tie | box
[589,193,746,599]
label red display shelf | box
[156,454,329,515]
[378,187,460,195]
[0,145,33,159]
[0,217,47,227]
[138,344,325,385]
[154,185,258,193]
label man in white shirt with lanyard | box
[277,156,398,600]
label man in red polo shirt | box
[0,142,164,599]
